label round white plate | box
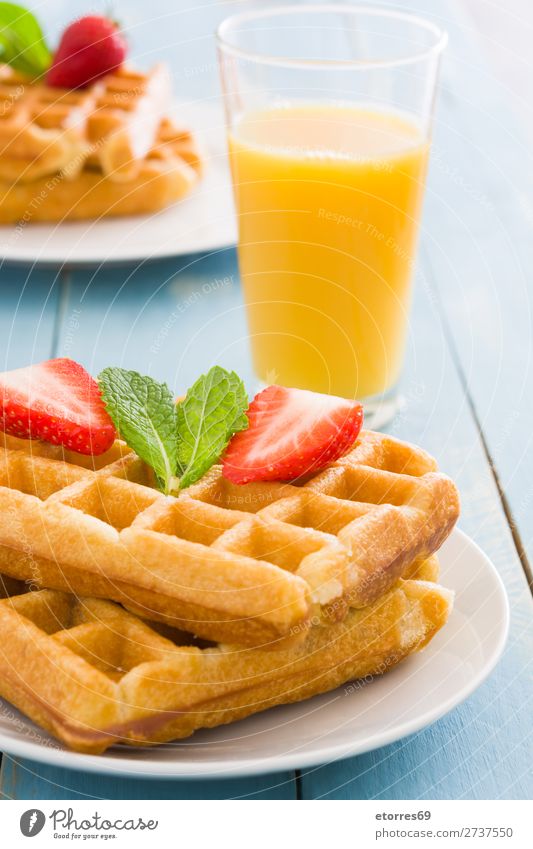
[0,528,509,779]
[0,102,237,266]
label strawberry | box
[47,15,127,89]
[222,385,363,484]
[0,358,116,455]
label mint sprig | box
[177,366,248,489]
[98,365,248,495]
[0,3,51,77]
[226,370,249,434]
[98,368,179,495]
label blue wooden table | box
[0,0,532,800]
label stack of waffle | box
[0,429,459,754]
[0,63,203,223]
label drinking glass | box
[217,4,446,426]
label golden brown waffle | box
[0,63,203,222]
[0,569,452,754]
[0,430,459,647]
[0,63,172,182]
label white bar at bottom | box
[2,799,530,848]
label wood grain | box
[0,266,60,368]
[428,0,533,582]
[0,756,296,800]
[50,250,254,391]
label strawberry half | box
[222,385,363,484]
[0,358,116,455]
[47,15,127,89]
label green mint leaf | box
[98,367,178,495]
[0,3,51,76]
[176,366,248,489]
[226,370,249,433]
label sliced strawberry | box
[222,385,363,484]
[0,358,116,455]
[47,15,127,89]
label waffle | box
[0,63,203,222]
[0,568,452,754]
[0,430,459,648]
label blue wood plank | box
[0,265,61,367]
[0,757,295,800]
[417,0,533,578]
[54,250,254,392]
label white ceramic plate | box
[0,528,509,779]
[0,102,237,266]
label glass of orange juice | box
[217,5,446,425]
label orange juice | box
[229,105,429,398]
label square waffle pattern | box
[0,430,459,648]
[0,63,203,222]
[0,570,452,753]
